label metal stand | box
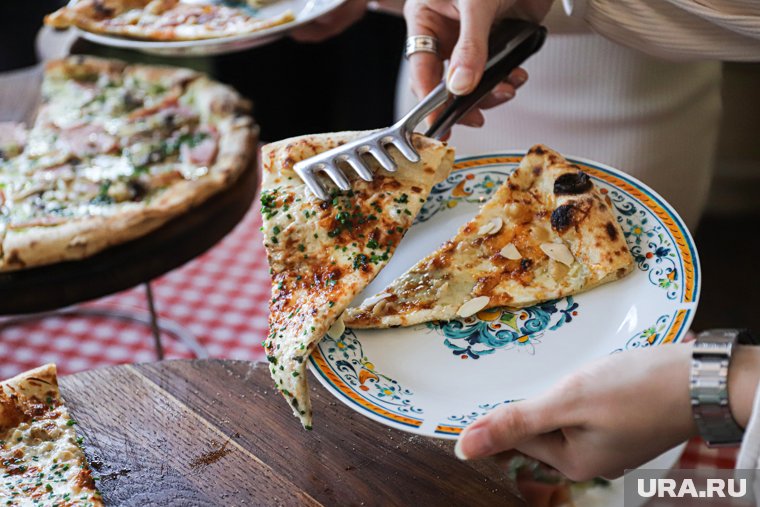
[0,282,207,360]
[145,283,165,360]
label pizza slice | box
[345,145,635,328]
[261,132,454,428]
[0,364,103,506]
[45,0,295,41]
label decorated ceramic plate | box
[309,152,700,439]
[68,0,347,56]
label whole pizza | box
[0,56,256,271]
[45,0,295,41]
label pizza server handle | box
[425,20,547,140]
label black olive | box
[551,203,576,232]
[128,180,147,201]
[605,222,618,241]
[554,172,592,195]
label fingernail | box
[493,89,514,102]
[447,67,475,96]
[460,117,483,127]
[511,73,527,86]
[454,427,492,460]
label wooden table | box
[59,360,525,506]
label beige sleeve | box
[563,0,760,61]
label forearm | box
[564,0,760,61]
[729,345,760,428]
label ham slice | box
[58,124,118,158]
[180,128,218,166]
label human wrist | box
[668,342,700,438]
[728,345,760,429]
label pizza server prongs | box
[294,19,546,200]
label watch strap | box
[690,329,745,447]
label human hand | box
[404,0,553,127]
[454,343,699,481]
[290,0,368,42]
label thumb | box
[446,1,499,95]
[454,395,565,460]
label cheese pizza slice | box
[1,364,102,506]
[261,132,454,428]
[345,145,635,328]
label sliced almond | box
[327,317,345,339]
[457,296,490,318]
[500,243,521,260]
[540,242,575,266]
[487,217,503,235]
[477,222,495,236]
[362,292,391,308]
[477,217,503,236]
[372,299,389,316]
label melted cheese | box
[0,405,101,506]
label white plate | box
[67,0,347,56]
[309,151,701,438]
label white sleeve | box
[736,379,760,469]
[562,0,760,61]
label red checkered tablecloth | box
[0,204,737,471]
[0,206,269,379]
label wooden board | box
[0,157,258,315]
[59,360,525,506]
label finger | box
[403,5,446,100]
[514,431,570,470]
[507,67,528,89]
[409,51,444,100]
[446,1,500,95]
[475,82,516,109]
[454,392,573,460]
[458,109,484,127]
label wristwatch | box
[690,329,758,447]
